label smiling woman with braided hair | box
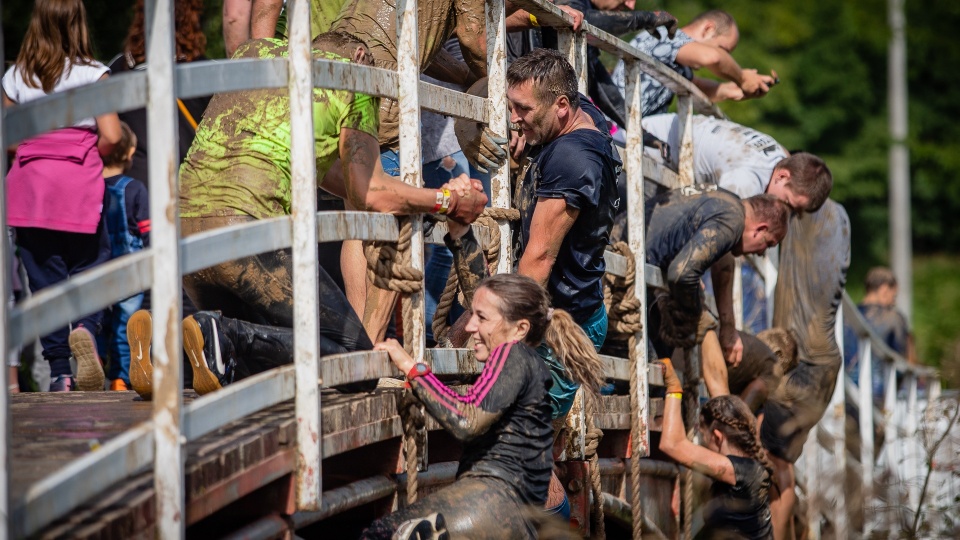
[660,359,774,539]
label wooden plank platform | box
[12,386,656,538]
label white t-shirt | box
[2,60,109,128]
[642,113,788,199]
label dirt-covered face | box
[464,287,530,361]
[508,80,565,147]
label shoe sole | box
[70,328,104,391]
[183,315,223,396]
[127,310,153,400]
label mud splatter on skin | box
[331,0,488,149]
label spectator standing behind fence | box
[2,0,121,392]
[98,122,150,392]
[612,10,776,116]
[108,0,210,187]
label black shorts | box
[760,399,809,464]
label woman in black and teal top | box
[363,273,600,539]
[660,359,774,539]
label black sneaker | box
[182,311,237,395]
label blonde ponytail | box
[544,309,605,396]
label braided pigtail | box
[701,395,772,478]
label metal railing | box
[0,0,707,536]
[3,0,923,538]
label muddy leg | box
[769,453,796,540]
[342,239,368,322]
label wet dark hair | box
[506,48,580,110]
[701,395,772,477]
[744,194,789,242]
[101,121,137,169]
[478,274,603,394]
[774,152,833,211]
[865,266,897,293]
[689,10,737,38]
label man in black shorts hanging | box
[761,199,850,539]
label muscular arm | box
[710,252,743,365]
[517,197,578,288]
[455,0,489,79]
[423,48,473,87]
[334,128,440,214]
[250,0,283,40]
[223,0,253,57]
[445,228,489,309]
[667,221,736,318]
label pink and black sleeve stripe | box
[415,341,515,416]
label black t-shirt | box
[515,125,621,324]
[698,455,773,540]
[644,186,744,316]
[410,341,554,506]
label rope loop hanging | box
[583,393,606,539]
[398,389,426,505]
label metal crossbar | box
[0,0,943,538]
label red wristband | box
[406,362,431,383]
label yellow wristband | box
[666,392,683,399]
[529,13,539,27]
[438,188,452,214]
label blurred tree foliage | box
[3,0,959,375]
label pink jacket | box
[6,127,105,233]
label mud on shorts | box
[759,398,810,463]
[180,216,372,352]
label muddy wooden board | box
[18,387,662,538]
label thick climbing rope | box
[398,389,426,505]
[364,217,424,295]
[364,216,427,502]
[680,347,700,540]
[602,242,646,540]
[583,394,606,539]
[431,208,519,345]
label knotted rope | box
[583,394,606,539]
[365,216,427,501]
[602,242,646,540]
[432,208,519,345]
[398,389,426,505]
[364,216,425,355]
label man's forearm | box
[517,253,554,288]
[701,330,730,397]
[711,253,737,332]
